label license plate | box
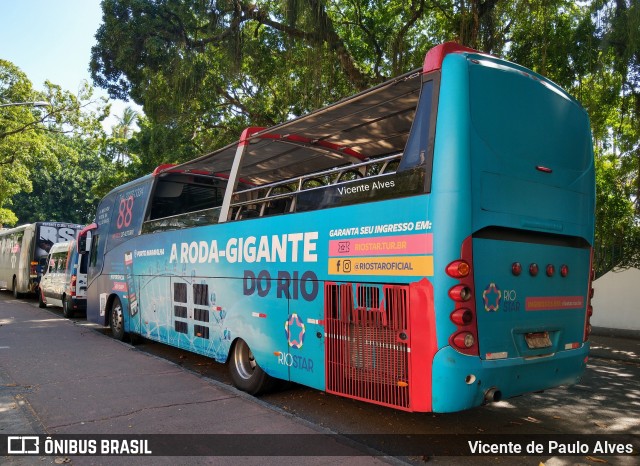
[525,331,552,349]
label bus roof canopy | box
[163,69,424,185]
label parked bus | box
[0,222,84,298]
[82,43,595,413]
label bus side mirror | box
[78,235,88,254]
[77,223,96,254]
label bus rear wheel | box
[109,297,125,341]
[12,278,22,299]
[229,339,274,395]
[62,296,74,319]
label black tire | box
[12,277,21,299]
[62,296,74,319]
[109,297,125,341]
[229,338,274,395]
[38,289,47,308]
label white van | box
[38,240,88,318]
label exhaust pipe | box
[484,387,502,403]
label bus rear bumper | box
[430,343,590,413]
[70,297,87,312]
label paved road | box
[0,292,393,466]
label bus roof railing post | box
[218,127,265,223]
[423,42,479,73]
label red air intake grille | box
[325,283,411,410]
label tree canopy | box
[87,0,640,274]
[0,59,109,226]
[1,0,638,275]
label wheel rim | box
[233,340,257,381]
[111,303,123,334]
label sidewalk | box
[0,295,393,465]
[2,293,638,465]
[588,332,640,363]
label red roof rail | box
[152,164,177,176]
[423,42,480,73]
[238,127,267,147]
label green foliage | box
[2,0,639,274]
[11,135,105,225]
[89,0,453,164]
[84,0,640,273]
[0,60,49,225]
[594,154,638,275]
[0,60,109,226]
[591,0,640,272]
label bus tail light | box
[450,308,473,326]
[584,248,595,341]
[446,260,470,278]
[447,236,479,356]
[453,332,475,349]
[448,285,471,301]
[70,275,77,297]
[512,262,522,276]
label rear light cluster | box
[512,262,569,277]
[30,261,38,278]
[447,237,479,355]
[584,249,595,341]
[70,274,77,297]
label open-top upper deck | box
[139,44,477,231]
[119,42,588,238]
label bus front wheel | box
[229,339,274,395]
[109,297,125,341]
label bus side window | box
[89,234,100,269]
[398,80,435,173]
[58,254,67,273]
[79,250,88,274]
[50,253,58,273]
[149,177,225,221]
[262,185,294,216]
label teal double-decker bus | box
[81,43,595,413]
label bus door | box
[282,280,325,391]
[123,250,141,334]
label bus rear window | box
[469,62,591,172]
